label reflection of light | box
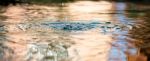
[68,29,112,61]
[68,1,113,13]
[65,1,114,21]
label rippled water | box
[0,0,149,61]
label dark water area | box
[1,0,150,6]
[0,0,75,6]
[126,2,150,61]
[0,0,150,61]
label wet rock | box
[0,27,5,32]
[105,21,111,24]
[17,23,31,31]
[0,43,14,61]
[41,22,97,31]
[0,25,6,33]
[17,21,133,33]
[26,42,69,61]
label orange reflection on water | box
[68,29,112,61]
[65,1,114,21]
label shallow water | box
[0,0,149,61]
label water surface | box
[0,0,149,61]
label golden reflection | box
[68,29,112,61]
[65,1,114,21]
[68,1,112,13]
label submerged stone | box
[15,21,133,34]
[26,42,69,61]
